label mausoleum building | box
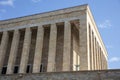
[0,4,108,75]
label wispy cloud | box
[98,20,112,29]
[0,0,14,7]
[31,0,41,3]
[109,57,120,62]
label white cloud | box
[0,9,6,13]
[31,0,41,3]
[109,57,120,62]
[98,20,112,29]
[0,0,14,7]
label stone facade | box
[0,4,108,75]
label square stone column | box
[0,31,9,74]
[77,55,80,70]
[98,43,101,70]
[92,35,96,70]
[19,28,31,73]
[89,27,94,70]
[95,40,98,70]
[94,38,97,70]
[73,50,77,71]
[33,26,44,73]
[105,58,108,69]
[47,23,57,72]
[101,52,104,69]
[90,31,94,70]
[62,21,71,71]
[100,48,103,69]
[95,39,98,70]
[97,42,99,70]
[96,42,99,70]
[79,18,89,70]
[6,30,20,74]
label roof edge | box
[0,4,88,24]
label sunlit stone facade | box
[0,4,108,74]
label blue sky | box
[0,0,120,69]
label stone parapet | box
[0,69,120,80]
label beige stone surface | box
[19,28,31,73]
[90,29,94,70]
[79,18,89,70]
[0,4,108,74]
[0,31,9,73]
[0,70,120,80]
[47,23,57,72]
[63,21,71,71]
[6,30,20,74]
[33,26,44,73]
[94,38,97,70]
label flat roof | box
[0,4,88,24]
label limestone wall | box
[0,69,120,80]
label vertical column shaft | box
[62,21,71,71]
[95,40,97,70]
[47,23,57,72]
[105,58,108,69]
[0,31,9,73]
[77,55,80,70]
[102,52,105,69]
[98,45,100,70]
[79,18,89,70]
[73,51,77,71]
[92,33,95,70]
[98,44,100,69]
[91,31,94,70]
[100,48,102,69]
[94,37,97,70]
[102,51,104,69]
[19,28,31,73]
[6,30,20,74]
[89,26,93,70]
[96,42,99,70]
[99,47,101,70]
[33,26,44,73]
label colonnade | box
[0,20,81,74]
[0,20,107,75]
[89,26,107,70]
